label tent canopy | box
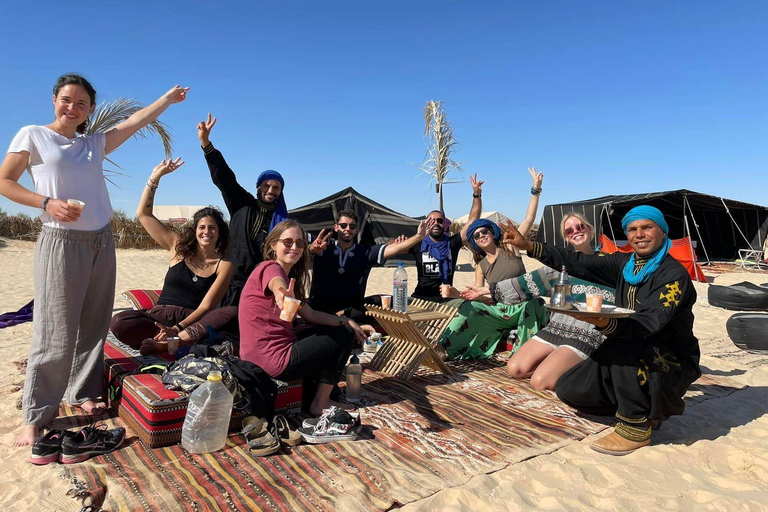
[453,211,513,227]
[152,206,208,223]
[288,187,420,247]
[536,189,768,261]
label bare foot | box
[140,339,166,355]
[75,400,107,415]
[14,425,39,447]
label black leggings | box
[276,325,355,386]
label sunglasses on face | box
[337,223,357,230]
[276,238,308,249]
[564,223,587,237]
[472,228,493,240]
[429,218,445,224]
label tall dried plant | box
[420,101,462,212]
[88,98,174,185]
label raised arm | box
[137,158,184,251]
[459,174,483,243]
[382,218,434,259]
[198,113,253,214]
[516,167,543,237]
[105,85,189,154]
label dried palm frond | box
[88,97,174,160]
[419,101,463,211]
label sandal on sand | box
[241,417,280,456]
[271,414,302,446]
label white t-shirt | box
[8,125,112,231]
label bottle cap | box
[350,353,360,364]
[207,370,223,382]
[398,262,404,267]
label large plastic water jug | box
[181,370,234,453]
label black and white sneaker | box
[298,407,361,444]
[29,429,76,465]
[60,424,126,464]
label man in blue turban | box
[501,205,701,455]
[198,114,289,306]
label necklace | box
[190,257,210,282]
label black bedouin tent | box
[289,187,420,247]
[536,189,768,262]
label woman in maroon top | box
[239,220,373,416]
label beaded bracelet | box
[530,187,542,196]
[146,180,159,191]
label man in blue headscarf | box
[411,174,484,300]
[502,205,701,455]
[198,114,289,306]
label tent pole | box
[720,197,754,249]
[682,208,703,280]
[685,195,711,265]
[604,203,618,245]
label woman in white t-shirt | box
[0,74,188,448]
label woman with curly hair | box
[109,159,237,354]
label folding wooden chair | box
[365,303,455,380]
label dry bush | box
[0,210,182,249]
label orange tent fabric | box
[598,234,706,282]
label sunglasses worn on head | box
[337,223,357,230]
[564,223,587,237]
[276,238,308,249]
[472,228,493,240]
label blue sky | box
[2,1,766,224]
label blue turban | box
[620,205,672,285]
[257,170,288,232]
[466,219,502,253]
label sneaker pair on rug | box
[298,406,361,444]
[30,424,126,465]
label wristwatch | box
[473,193,481,198]
[42,196,51,212]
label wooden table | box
[365,300,456,380]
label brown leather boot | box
[591,430,651,456]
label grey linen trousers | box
[23,225,116,426]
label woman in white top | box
[0,74,188,447]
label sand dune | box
[1,239,767,511]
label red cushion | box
[121,289,162,310]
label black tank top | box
[157,260,222,309]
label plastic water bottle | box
[181,370,234,453]
[393,262,408,312]
[345,353,362,402]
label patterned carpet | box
[56,357,743,512]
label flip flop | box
[271,414,302,446]
[241,417,280,456]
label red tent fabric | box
[598,234,706,282]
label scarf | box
[620,205,672,285]
[256,170,288,232]
[420,235,453,283]
[466,219,502,253]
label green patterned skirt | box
[437,299,549,360]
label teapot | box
[550,266,574,309]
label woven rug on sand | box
[56,357,743,512]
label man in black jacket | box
[198,114,288,306]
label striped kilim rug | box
[57,357,743,512]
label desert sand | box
[1,238,767,511]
